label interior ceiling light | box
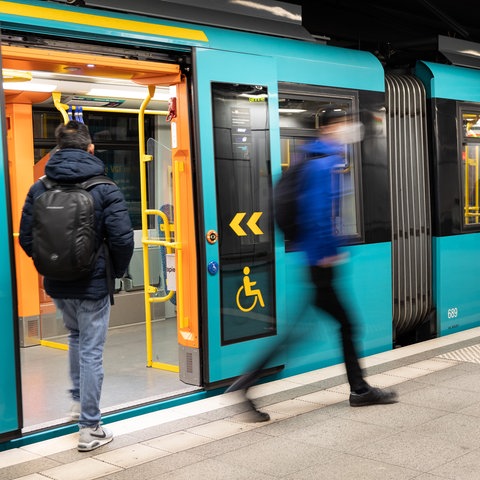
[3,82,57,92]
[64,66,82,73]
[2,69,32,82]
[87,87,171,101]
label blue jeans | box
[54,296,110,427]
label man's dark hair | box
[55,121,92,150]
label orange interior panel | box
[7,102,41,317]
[1,46,181,84]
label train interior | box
[3,42,201,431]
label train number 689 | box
[447,307,458,319]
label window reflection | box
[211,82,276,345]
[278,94,360,242]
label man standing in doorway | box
[19,120,134,451]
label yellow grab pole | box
[474,148,479,223]
[52,92,69,124]
[465,147,469,221]
[83,106,167,115]
[143,208,177,304]
[139,84,155,367]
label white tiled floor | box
[22,434,78,457]
[265,398,321,416]
[144,431,213,453]
[0,449,42,468]
[296,389,349,405]
[94,443,170,468]
[186,419,257,440]
[39,458,122,480]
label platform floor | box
[4,327,480,479]
[20,320,199,430]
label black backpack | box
[32,175,115,280]
[273,161,307,242]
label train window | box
[461,109,480,226]
[33,110,155,230]
[278,90,361,245]
[211,82,276,345]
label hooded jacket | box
[297,138,344,266]
[19,148,134,300]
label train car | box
[415,60,480,335]
[0,0,478,448]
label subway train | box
[1,0,480,448]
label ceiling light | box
[2,69,32,82]
[3,82,57,92]
[88,87,170,101]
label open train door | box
[194,48,287,386]
[0,46,23,440]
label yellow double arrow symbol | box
[229,212,263,236]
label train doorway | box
[3,43,200,430]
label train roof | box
[416,60,480,102]
[0,0,385,92]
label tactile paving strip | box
[437,344,480,364]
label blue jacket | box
[19,148,134,300]
[297,138,343,266]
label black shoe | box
[244,399,270,423]
[349,387,398,407]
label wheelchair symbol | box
[236,266,265,312]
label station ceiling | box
[281,0,480,69]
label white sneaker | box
[78,425,113,452]
[70,401,81,421]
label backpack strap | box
[39,175,57,189]
[40,175,115,190]
[81,175,116,190]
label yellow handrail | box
[139,85,154,368]
[52,94,167,118]
[144,208,176,305]
[81,106,167,115]
[52,91,69,124]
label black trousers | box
[227,265,368,394]
[309,265,368,392]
